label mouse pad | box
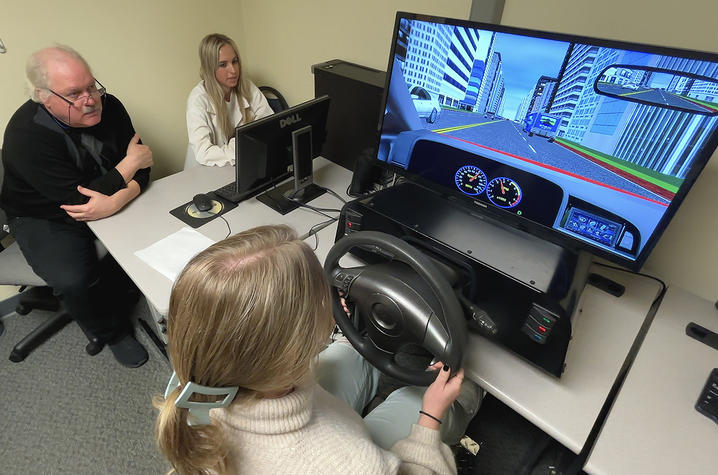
[169,192,238,228]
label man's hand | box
[126,133,153,170]
[60,185,122,221]
[116,134,153,184]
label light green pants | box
[317,341,483,450]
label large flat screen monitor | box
[376,12,718,270]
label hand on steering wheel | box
[420,362,464,428]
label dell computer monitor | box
[375,12,718,270]
[229,95,330,213]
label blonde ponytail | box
[153,389,229,474]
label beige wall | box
[0,0,246,178]
[238,0,472,105]
[1,0,716,300]
[500,0,718,300]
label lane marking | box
[619,89,650,97]
[433,119,504,134]
[528,144,537,153]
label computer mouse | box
[192,193,213,212]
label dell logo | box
[280,114,301,128]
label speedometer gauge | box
[487,177,522,208]
[454,165,487,196]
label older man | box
[0,45,152,367]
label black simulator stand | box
[335,182,593,377]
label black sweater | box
[1,94,150,220]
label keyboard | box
[214,182,247,203]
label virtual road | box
[599,83,716,114]
[428,109,670,205]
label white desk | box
[585,286,718,474]
[88,161,662,461]
[88,157,352,316]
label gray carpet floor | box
[0,297,172,474]
[1,295,554,474]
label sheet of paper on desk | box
[134,227,215,282]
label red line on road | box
[443,134,670,207]
[554,141,675,202]
[681,95,718,113]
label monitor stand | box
[257,181,326,215]
[256,124,326,215]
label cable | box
[321,186,347,204]
[309,229,319,251]
[285,186,344,218]
[219,215,232,239]
[304,217,338,251]
[287,184,346,210]
[346,183,381,200]
[288,200,338,220]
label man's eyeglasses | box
[48,78,106,107]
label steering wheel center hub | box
[369,294,402,335]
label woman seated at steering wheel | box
[154,225,480,474]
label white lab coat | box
[186,80,273,167]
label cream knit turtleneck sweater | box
[211,383,456,474]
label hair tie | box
[164,371,239,426]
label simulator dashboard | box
[389,134,642,258]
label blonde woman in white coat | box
[186,33,273,167]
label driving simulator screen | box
[377,14,718,266]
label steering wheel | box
[324,231,466,386]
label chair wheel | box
[9,350,26,363]
[15,304,31,315]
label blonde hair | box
[198,33,254,143]
[154,225,334,474]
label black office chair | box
[259,85,289,113]
[0,149,103,362]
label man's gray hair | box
[26,45,92,103]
